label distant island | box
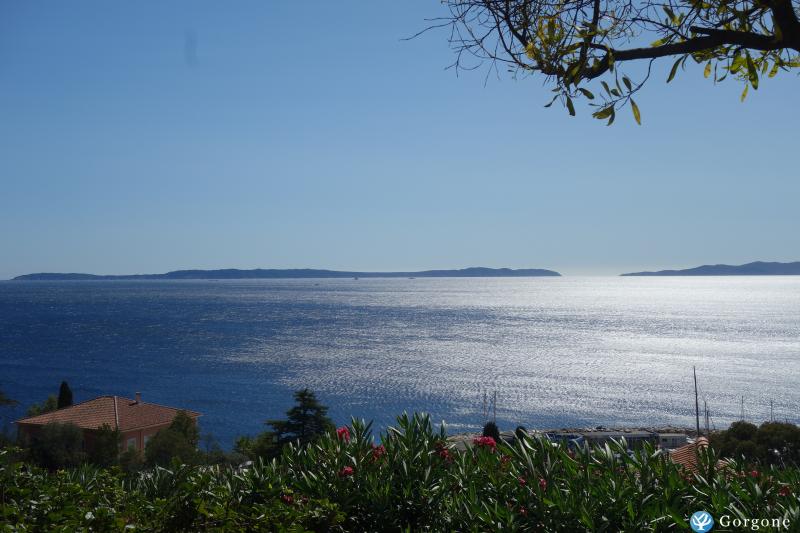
[621,261,800,277]
[13,266,561,281]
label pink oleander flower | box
[336,426,351,443]
[473,436,497,451]
[280,494,294,505]
[538,478,548,491]
[778,485,791,497]
[439,448,453,462]
[372,444,387,461]
[518,476,527,486]
[749,469,759,478]
[338,466,354,478]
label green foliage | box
[711,420,800,466]
[483,420,501,441]
[145,428,199,467]
[234,431,278,461]
[57,381,73,409]
[26,394,58,417]
[118,447,144,475]
[267,388,334,448]
[0,429,16,450]
[88,423,121,468]
[440,0,800,123]
[757,423,800,465]
[236,388,333,461]
[0,388,17,448]
[2,414,800,531]
[170,410,200,446]
[144,411,200,467]
[27,422,86,471]
[0,388,17,407]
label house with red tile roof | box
[669,436,710,473]
[16,393,201,454]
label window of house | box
[144,434,152,448]
[127,437,137,451]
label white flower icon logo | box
[690,511,714,532]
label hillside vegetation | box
[2,414,798,532]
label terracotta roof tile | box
[16,396,200,432]
[669,436,709,473]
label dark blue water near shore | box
[0,280,382,447]
[1,278,799,448]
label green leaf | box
[630,99,641,125]
[578,88,595,99]
[566,96,576,116]
[667,57,681,82]
[740,83,749,102]
[745,53,759,89]
[703,61,712,78]
[622,76,633,91]
[566,62,582,84]
[592,105,614,120]
[730,55,745,73]
[768,61,780,78]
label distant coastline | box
[621,261,800,277]
[13,266,561,281]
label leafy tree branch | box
[431,0,800,123]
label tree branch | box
[582,29,788,79]
[767,0,800,45]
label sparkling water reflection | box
[1,277,798,447]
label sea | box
[1,277,798,448]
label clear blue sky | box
[1,1,797,279]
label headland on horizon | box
[621,261,800,277]
[12,266,562,281]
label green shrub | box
[2,414,799,532]
[234,431,277,461]
[88,423,121,468]
[483,420,501,441]
[119,447,144,475]
[711,421,800,466]
[27,422,86,470]
[57,381,73,409]
[144,411,200,467]
[26,394,58,417]
[0,388,17,407]
[267,388,334,448]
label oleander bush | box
[2,413,799,532]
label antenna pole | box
[492,391,497,423]
[770,399,774,422]
[693,366,701,436]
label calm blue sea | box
[1,277,798,448]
